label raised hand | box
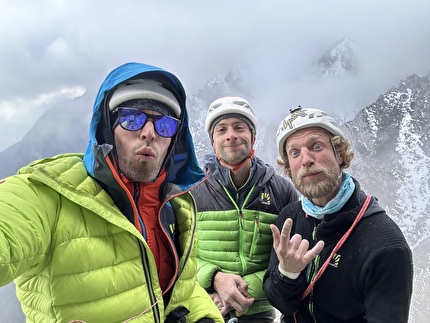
[271,218,324,275]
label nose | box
[301,148,315,167]
[225,127,238,141]
[139,120,156,141]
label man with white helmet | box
[263,107,413,322]
[192,97,299,322]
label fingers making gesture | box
[271,218,324,275]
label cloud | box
[0,0,429,151]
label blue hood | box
[83,62,205,192]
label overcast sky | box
[1,0,429,151]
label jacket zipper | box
[307,219,320,323]
[138,242,161,322]
[134,183,147,240]
[134,182,161,322]
[105,157,161,321]
[220,182,259,273]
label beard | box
[292,164,340,199]
[115,142,167,183]
[119,160,161,183]
[217,139,251,165]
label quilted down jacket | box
[0,62,223,323]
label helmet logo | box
[276,109,330,137]
[276,109,307,136]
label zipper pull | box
[255,215,262,236]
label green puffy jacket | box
[192,154,298,316]
[0,154,221,322]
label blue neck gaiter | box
[301,172,355,220]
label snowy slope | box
[344,73,430,322]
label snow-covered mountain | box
[0,63,429,322]
[318,37,356,77]
[345,73,430,243]
[344,72,430,323]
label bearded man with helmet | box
[263,107,413,323]
[191,97,299,322]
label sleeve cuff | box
[278,264,300,280]
[206,270,220,293]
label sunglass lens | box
[119,109,147,131]
[155,116,179,138]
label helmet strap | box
[216,148,255,172]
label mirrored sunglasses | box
[114,108,180,138]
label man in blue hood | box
[0,62,223,323]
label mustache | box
[297,165,326,178]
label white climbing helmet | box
[205,96,258,137]
[276,107,345,160]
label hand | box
[209,291,233,316]
[213,272,254,315]
[271,218,324,274]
